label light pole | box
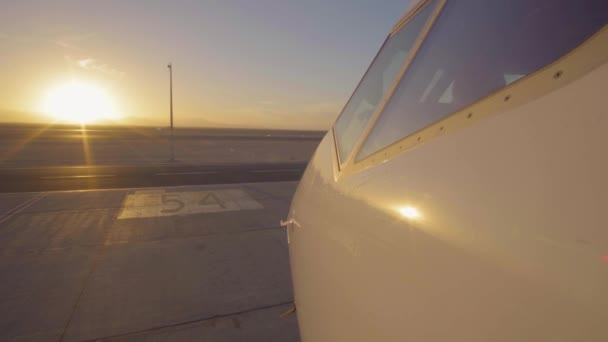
[168,63,175,161]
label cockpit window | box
[334,0,439,164]
[357,0,608,160]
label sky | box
[1,0,410,130]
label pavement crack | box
[58,212,120,342]
[84,300,295,342]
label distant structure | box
[168,63,175,161]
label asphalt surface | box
[0,162,308,193]
[0,124,324,168]
[0,182,300,341]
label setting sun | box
[40,80,121,124]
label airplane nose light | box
[399,206,420,220]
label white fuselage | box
[287,1,608,341]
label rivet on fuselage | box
[553,70,563,79]
[504,95,511,102]
[467,112,473,119]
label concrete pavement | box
[0,182,299,341]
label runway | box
[0,162,308,193]
[0,124,324,192]
[0,124,324,168]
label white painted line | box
[118,188,263,219]
[0,193,47,225]
[250,169,301,173]
[40,174,116,179]
[0,180,298,195]
[155,171,217,176]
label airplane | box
[283,0,608,340]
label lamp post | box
[168,63,175,161]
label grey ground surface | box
[0,182,300,342]
[0,125,323,169]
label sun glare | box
[41,80,121,124]
[399,206,421,220]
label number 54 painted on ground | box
[160,192,225,213]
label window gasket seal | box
[332,0,447,177]
[347,25,608,176]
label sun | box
[41,80,121,124]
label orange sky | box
[1,0,407,130]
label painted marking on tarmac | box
[249,169,301,173]
[155,171,217,176]
[118,188,263,219]
[40,174,116,179]
[0,193,47,226]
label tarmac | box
[0,124,323,168]
[0,181,300,341]
[0,163,308,193]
